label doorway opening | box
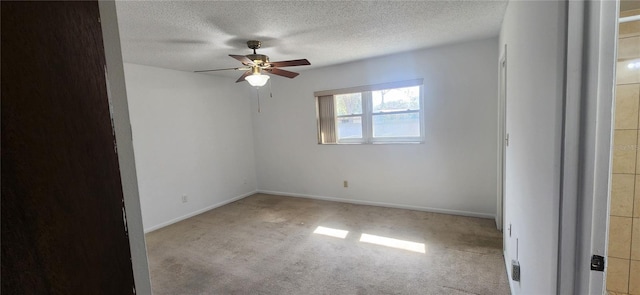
[605,6,640,294]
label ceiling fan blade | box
[235,70,252,83]
[194,66,250,73]
[267,59,310,68]
[266,68,299,79]
[230,54,254,65]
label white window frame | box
[317,79,424,144]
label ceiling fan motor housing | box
[246,54,269,66]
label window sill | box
[319,141,424,145]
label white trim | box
[143,190,257,233]
[98,1,152,293]
[558,0,581,293]
[497,45,507,232]
[620,14,640,23]
[257,190,495,219]
[574,0,618,293]
[586,0,618,291]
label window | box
[335,93,363,141]
[316,79,423,144]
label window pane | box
[335,93,362,116]
[337,116,362,139]
[372,86,420,113]
[372,113,420,138]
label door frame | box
[98,1,152,293]
[568,0,618,294]
[497,45,507,233]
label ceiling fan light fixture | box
[245,73,270,87]
[194,40,309,86]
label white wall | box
[252,38,499,218]
[499,1,566,294]
[124,63,257,232]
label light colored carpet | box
[145,193,510,295]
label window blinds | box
[316,95,336,144]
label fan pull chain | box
[256,88,261,113]
[269,77,273,98]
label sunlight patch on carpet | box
[359,233,426,253]
[313,226,349,239]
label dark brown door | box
[2,1,136,294]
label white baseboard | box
[257,190,495,219]
[144,190,257,233]
[145,190,495,233]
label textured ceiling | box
[115,1,507,75]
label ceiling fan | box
[195,40,310,87]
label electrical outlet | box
[511,260,521,281]
[343,180,348,188]
[181,195,188,203]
